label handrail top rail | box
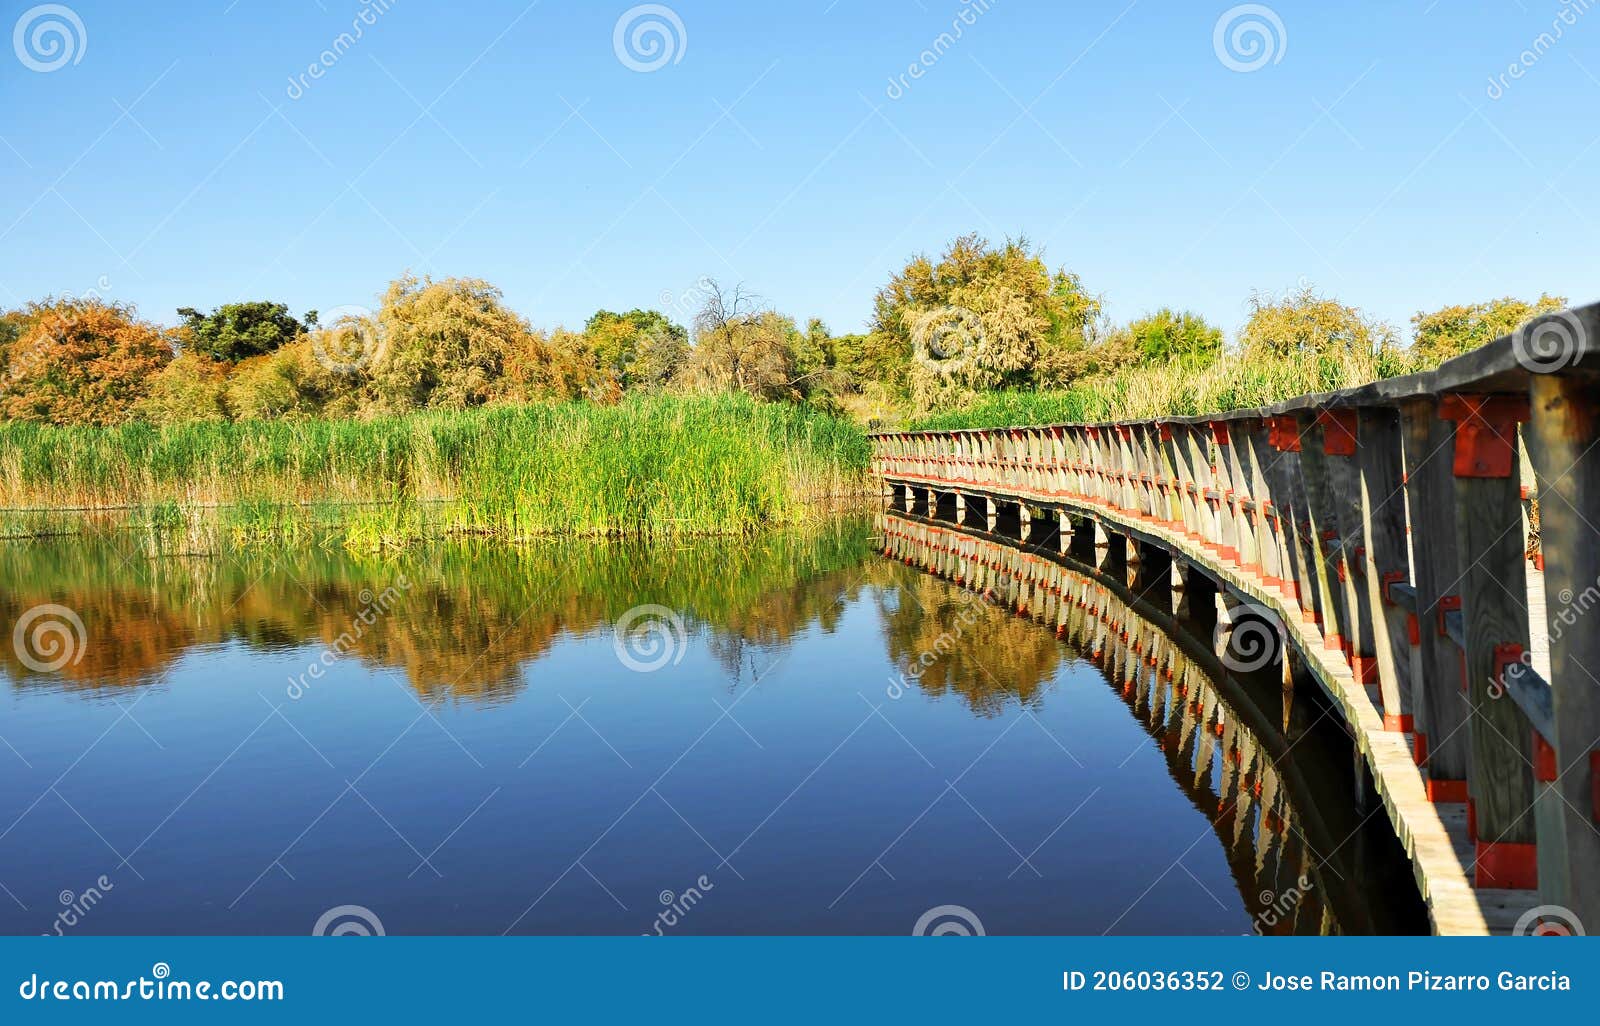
[868,301,1600,439]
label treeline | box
[0,234,1569,428]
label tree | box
[176,301,312,363]
[0,299,172,425]
[583,309,689,390]
[871,234,1101,409]
[1239,284,1395,357]
[135,352,230,423]
[683,283,808,402]
[1411,293,1567,366]
[1126,308,1223,367]
[367,274,584,412]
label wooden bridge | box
[870,303,1600,936]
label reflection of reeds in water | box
[0,393,872,544]
[879,512,1364,935]
[0,518,878,699]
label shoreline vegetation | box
[0,233,1574,545]
[0,394,871,547]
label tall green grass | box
[0,393,872,544]
[907,347,1418,430]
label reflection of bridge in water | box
[873,307,1600,935]
[881,511,1427,935]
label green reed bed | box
[0,394,872,545]
[907,348,1418,431]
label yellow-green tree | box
[871,234,1101,410]
[1410,293,1566,366]
[1240,284,1396,357]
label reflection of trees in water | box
[0,521,876,700]
[873,566,1068,716]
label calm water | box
[0,516,1425,935]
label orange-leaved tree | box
[1,299,173,425]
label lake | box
[0,514,1426,935]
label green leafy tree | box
[1126,308,1223,367]
[1240,284,1395,358]
[584,308,689,390]
[1410,293,1567,366]
[871,234,1101,409]
[176,301,312,363]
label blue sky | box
[1,0,1595,339]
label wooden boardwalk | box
[869,303,1600,936]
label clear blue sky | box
[2,0,1595,339]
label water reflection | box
[0,525,876,700]
[879,512,1427,935]
[0,516,1425,935]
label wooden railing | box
[871,302,1599,935]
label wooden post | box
[1441,393,1538,890]
[1524,374,1600,923]
[1318,409,1378,682]
[1296,413,1350,658]
[1400,399,1472,796]
[1356,408,1416,732]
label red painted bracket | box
[1381,570,1407,605]
[1437,595,1461,636]
[1406,613,1420,646]
[1439,393,1531,478]
[1211,421,1231,446]
[1158,423,1174,442]
[1494,643,1527,696]
[1476,841,1538,890]
[1413,731,1429,767]
[1317,409,1358,456]
[1268,416,1302,452]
